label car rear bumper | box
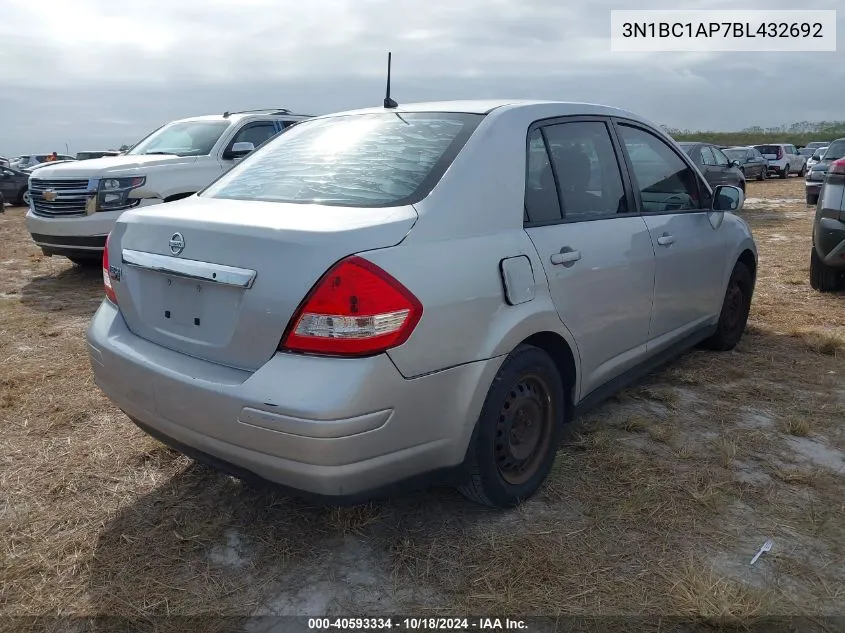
[86,301,502,500]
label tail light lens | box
[829,158,845,175]
[103,232,118,304]
[776,147,784,159]
[281,256,423,356]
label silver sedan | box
[87,100,756,507]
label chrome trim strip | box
[121,249,256,288]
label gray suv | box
[811,156,845,291]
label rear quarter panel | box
[364,105,586,393]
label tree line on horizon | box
[663,121,845,148]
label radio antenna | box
[383,52,398,109]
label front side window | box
[229,122,279,149]
[699,146,716,166]
[128,121,231,157]
[542,121,628,221]
[617,124,703,213]
[712,148,730,167]
[203,112,483,208]
[823,140,845,161]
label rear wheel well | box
[738,249,756,282]
[520,331,576,423]
[164,192,195,203]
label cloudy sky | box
[1,0,843,157]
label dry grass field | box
[1,177,843,632]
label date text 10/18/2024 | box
[308,618,528,631]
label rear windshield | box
[202,112,484,207]
[823,140,845,161]
[754,145,780,154]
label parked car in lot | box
[678,142,747,191]
[0,156,10,168]
[25,108,312,265]
[0,166,31,206]
[798,147,816,159]
[25,160,76,172]
[810,157,845,291]
[12,154,76,170]
[805,138,845,206]
[807,146,828,170]
[752,143,806,179]
[805,141,831,152]
[76,150,121,160]
[723,146,768,181]
[88,100,756,507]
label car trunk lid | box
[109,197,417,371]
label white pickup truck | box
[25,108,312,264]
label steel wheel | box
[21,189,31,206]
[723,280,744,333]
[493,373,554,486]
[458,344,565,507]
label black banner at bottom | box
[2,616,843,633]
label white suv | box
[752,143,807,179]
[25,109,311,264]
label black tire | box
[68,256,101,267]
[702,261,753,351]
[806,193,818,206]
[810,247,844,292]
[458,345,565,508]
[799,163,807,177]
[17,187,29,206]
[781,167,789,179]
[758,168,766,181]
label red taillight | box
[777,147,784,160]
[829,158,845,175]
[281,256,423,356]
[103,232,118,304]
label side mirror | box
[713,184,744,212]
[224,141,255,160]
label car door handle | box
[657,233,675,246]
[550,248,581,266]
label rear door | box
[614,121,730,351]
[522,118,655,397]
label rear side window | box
[524,129,562,223]
[203,112,483,208]
[755,145,780,155]
[542,121,628,221]
[617,124,704,213]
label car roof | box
[172,111,312,124]
[310,99,655,123]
